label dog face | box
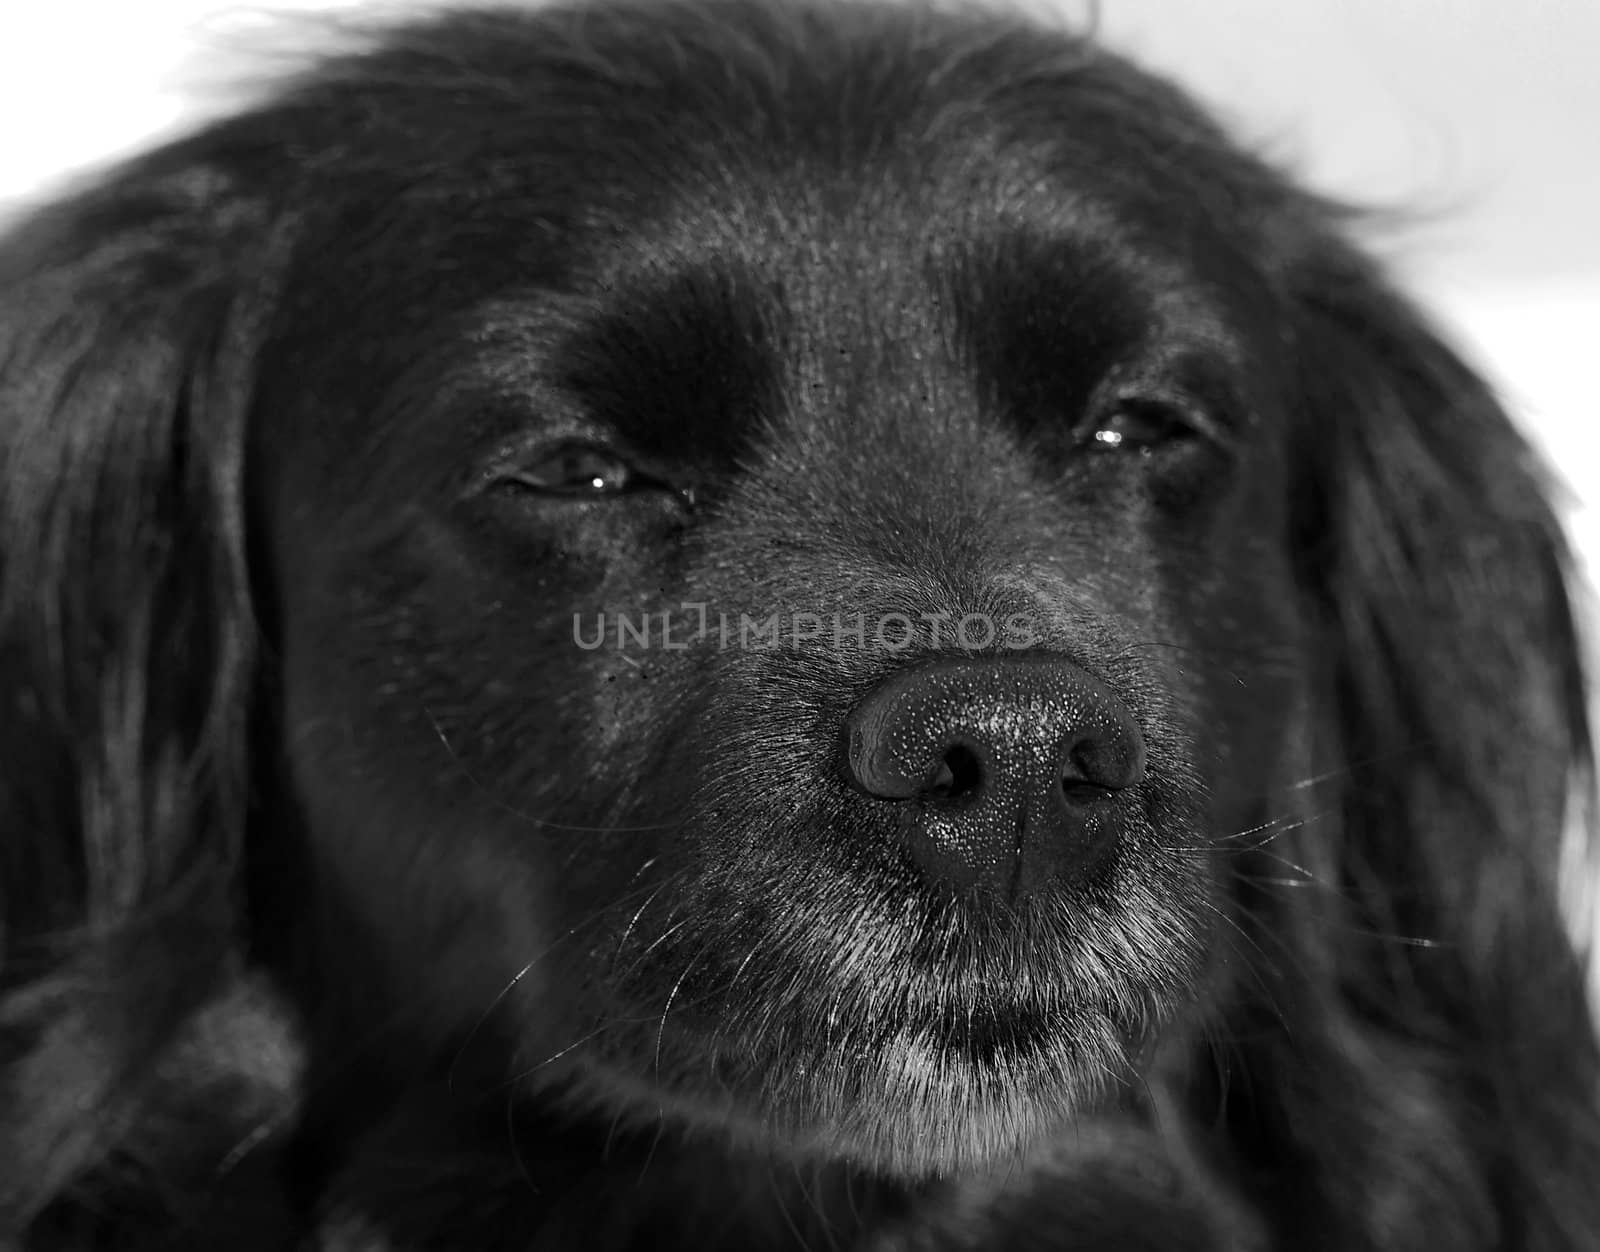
[246,16,1307,1173]
[5,1,1598,1245]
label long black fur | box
[3,2,1598,1248]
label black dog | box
[3,2,1598,1248]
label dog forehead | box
[269,0,1263,274]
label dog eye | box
[1087,400,1197,452]
[493,441,646,497]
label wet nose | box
[842,653,1146,895]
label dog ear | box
[0,154,278,1223]
[1264,224,1600,1245]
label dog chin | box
[556,988,1151,1178]
[768,1015,1141,1177]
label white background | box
[3,1,1598,961]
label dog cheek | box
[279,687,565,1038]
[1187,531,1312,833]
[268,573,588,1010]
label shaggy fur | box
[3,2,1598,1248]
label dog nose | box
[842,654,1146,895]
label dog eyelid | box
[1086,397,1205,453]
[491,441,638,496]
[481,438,690,504]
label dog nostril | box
[1061,776,1112,805]
[926,742,984,802]
[1062,736,1145,798]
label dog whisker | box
[1209,806,1338,849]
[653,951,708,1079]
[509,1023,621,1083]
